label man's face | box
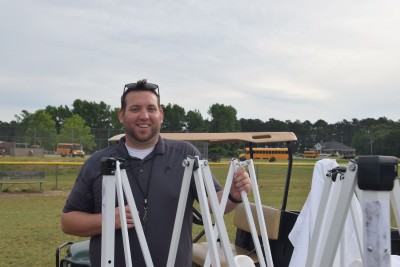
[118,90,164,149]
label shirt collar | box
[117,136,166,158]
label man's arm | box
[61,211,102,237]
[61,206,134,237]
[215,190,240,213]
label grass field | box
[0,156,336,267]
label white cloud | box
[1,0,400,124]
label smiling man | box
[61,79,251,267]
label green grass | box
[0,156,321,266]
[0,193,82,267]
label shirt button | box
[139,169,144,173]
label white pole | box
[350,195,364,256]
[203,161,237,267]
[240,192,266,267]
[101,173,116,267]
[115,161,133,267]
[246,159,274,267]
[360,191,391,267]
[203,160,236,267]
[120,167,154,267]
[311,162,358,267]
[166,158,194,267]
[193,158,221,267]
[390,179,400,236]
[357,155,398,267]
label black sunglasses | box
[123,82,160,97]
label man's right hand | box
[61,205,135,237]
[115,205,135,229]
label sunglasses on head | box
[123,82,160,97]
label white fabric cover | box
[288,159,362,267]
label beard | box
[124,122,161,146]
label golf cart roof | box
[108,132,297,144]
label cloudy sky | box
[1,0,399,124]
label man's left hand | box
[230,166,252,202]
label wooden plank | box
[0,181,47,184]
[0,171,46,191]
[0,181,47,191]
[0,171,45,179]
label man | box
[61,79,251,266]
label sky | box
[1,0,400,124]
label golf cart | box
[57,131,299,267]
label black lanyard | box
[128,157,155,224]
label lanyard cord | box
[128,157,155,224]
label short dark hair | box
[120,79,160,111]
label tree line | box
[1,99,400,157]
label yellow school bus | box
[56,143,85,157]
[303,150,320,158]
[239,147,289,161]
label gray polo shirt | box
[63,137,222,267]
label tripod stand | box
[101,157,154,267]
[168,157,274,267]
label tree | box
[6,100,400,156]
[72,100,117,149]
[313,119,331,143]
[45,105,73,133]
[186,109,207,132]
[264,118,289,131]
[24,110,57,150]
[287,120,311,152]
[208,103,240,132]
[208,104,241,157]
[15,110,32,125]
[110,108,122,130]
[369,123,395,156]
[0,120,19,142]
[332,120,358,146]
[58,114,96,151]
[72,99,113,129]
[161,103,186,132]
[379,129,400,157]
[351,130,371,155]
[239,118,266,132]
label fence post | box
[55,164,59,190]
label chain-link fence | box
[0,126,213,157]
[0,126,123,156]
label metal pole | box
[55,164,59,190]
[358,156,398,267]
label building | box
[0,141,44,156]
[315,141,356,159]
